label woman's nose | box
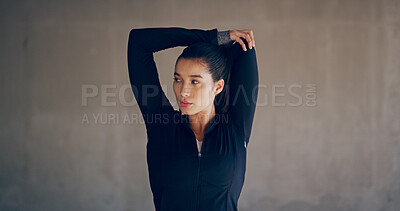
[180,87,190,97]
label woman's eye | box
[173,78,198,84]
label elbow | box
[128,28,142,49]
[128,29,137,46]
[129,28,139,39]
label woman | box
[127,27,258,211]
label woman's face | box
[173,58,223,116]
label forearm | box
[128,27,218,53]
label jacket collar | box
[176,109,228,135]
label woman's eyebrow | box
[174,72,203,78]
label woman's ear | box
[215,79,225,95]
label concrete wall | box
[1,0,399,210]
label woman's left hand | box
[229,29,256,51]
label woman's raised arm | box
[226,30,259,145]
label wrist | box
[217,30,233,45]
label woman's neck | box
[188,104,216,135]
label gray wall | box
[1,0,399,210]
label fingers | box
[249,30,255,47]
[245,33,252,49]
[236,38,247,51]
[234,30,255,51]
[244,30,255,49]
[237,31,252,50]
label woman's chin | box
[179,108,190,115]
[179,107,195,115]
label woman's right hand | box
[229,29,256,51]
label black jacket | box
[127,27,259,211]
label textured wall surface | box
[1,0,399,210]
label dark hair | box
[176,42,231,114]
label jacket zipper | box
[194,138,202,211]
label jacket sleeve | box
[227,38,259,144]
[127,27,218,124]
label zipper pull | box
[198,152,202,157]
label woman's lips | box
[180,100,193,107]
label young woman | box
[127,27,258,211]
